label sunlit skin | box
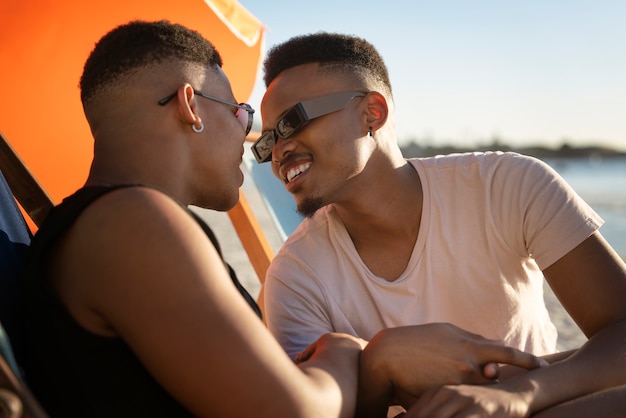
[86,66,245,211]
[263,65,395,211]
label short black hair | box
[80,20,223,105]
[263,32,392,96]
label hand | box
[405,382,534,418]
[357,323,546,416]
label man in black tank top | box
[19,20,364,418]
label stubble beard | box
[297,195,325,218]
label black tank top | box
[21,185,261,417]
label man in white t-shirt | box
[252,32,626,416]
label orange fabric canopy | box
[0,0,264,203]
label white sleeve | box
[491,153,604,270]
[264,252,335,360]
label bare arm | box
[523,231,626,410]
[544,232,626,338]
[54,187,361,418]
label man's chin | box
[297,196,325,218]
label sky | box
[239,0,626,151]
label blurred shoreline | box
[400,140,626,160]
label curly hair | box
[80,20,223,105]
[263,32,392,96]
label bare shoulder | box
[51,186,227,336]
[71,186,206,254]
[47,186,310,416]
[77,186,189,229]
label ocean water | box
[542,156,626,260]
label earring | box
[192,121,204,133]
[368,127,373,137]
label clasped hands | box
[296,323,547,418]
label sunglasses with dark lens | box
[251,90,368,163]
[158,90,255,135]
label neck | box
[336,160,422,245]
[85,155,190,204]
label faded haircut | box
[263,32,392,97]
[80,20,223,105]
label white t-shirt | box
[264,152,603,359]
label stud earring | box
[192,121,204,133]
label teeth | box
[286,162,311,183]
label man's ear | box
[364,91,388,133]
[176,84,203,130]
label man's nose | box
[272,135,297,162]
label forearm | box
[296,334,363,418]
[499,350,576,381]
[504,319,626,413]
[298,365,358,418]
[540,349,577,364]
[355,340,393,418]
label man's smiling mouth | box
[285,162,311,183]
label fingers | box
[295,341,317,363]
[480,344,550,371]
[460,327,549,374]
[483,362,500,380]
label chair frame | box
[0,134,54,229]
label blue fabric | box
[0,169,31,376]
[0,323,20,377]
[249,161,303,240]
